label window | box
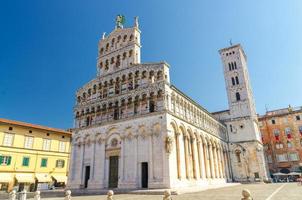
[24,136,34,149]
[58,141,66,152]
[231,77,235,86]
[287,141,293,148]
[273,129,280,141]
[235,150,241,163]
[288,153,299,161]
[266,155,273,163]
[22,157,30,166]
[149,100,155,113]
[234,61,237,69]
[285,127,292,139]
[299,126,302,134]
[56,160,65,168]
[273,129,280,136]
[235,92,241,101]
[230,124,233,132]
[9,127,13,131]
[42,139,51,151]
[0,156,12,166]
[275,143,283,149]
[3,133,14,146]
[228,63,231,71]
[235,76,239,84]
[254,172,260,179]
[276,154,288,162]
[41,158,48,167]
[296,115,301,121]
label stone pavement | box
[33,183,302,200]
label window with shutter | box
[22,157,30,166]
[0,156,12,166]
[41,158,48,167]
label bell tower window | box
[235,92,241,101]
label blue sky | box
[1,1,301,129]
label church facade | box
[67,16,268,190]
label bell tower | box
[97,16,141,76]
[219,44,269,182]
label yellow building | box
[0,118,71,192]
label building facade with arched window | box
[67,17,233,190]
[67,16,269,191]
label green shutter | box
[41,158,47,167]
[0,156,3,164]
[7,156,11,165]
[22,157,29,166]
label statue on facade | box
[115,15,125,29]
[134,16,139,28]
[102,32,106,40]
[165,136,174,154]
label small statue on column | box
[134,16,139,28]
[115,15,125,29]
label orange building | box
[258,106,302,176]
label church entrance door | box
[108,156,119,188]
[84,166,90,188]
[141,162,148,188]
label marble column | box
[184,135,189,179]
[208,144,215,179]
[149,134,154,182]
[134,135,138,185]
[198,140,206,179]
[217,147,223,178]
[203,143,210,179]
[212,146,218,178]
[220,148,226,178]
[120,137,125,182]
[90,139,96,181]
[175,132,181,179]
[191,137,199,179]
[224,151,231,180]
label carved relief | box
[165,135,174,154]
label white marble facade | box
[67,16,268,190]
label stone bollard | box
[8,190,16,200]
[163,190,172,200]
[242,189,253,200]
[107,190,114,200]
[18,189,27,200]
[34,191,41,200]
[65,190,72,200]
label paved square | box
[42,183,302,200]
